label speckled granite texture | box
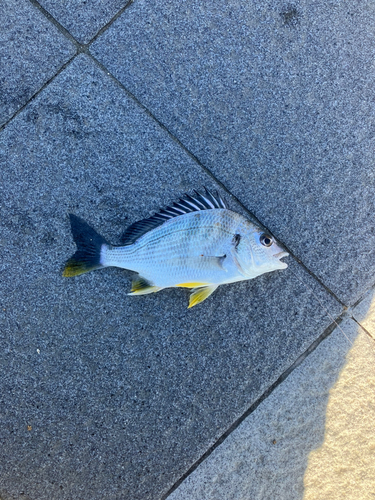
[0,54,341,500]
[37,0,130,43]
[92,0,375,305]
[169,314,375,500]
[168,320,362,500]
[0,0,75,127]
[1,1,374,499]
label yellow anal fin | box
[176,282,209,288]
[128,276,161,295]
[188,285,218,309]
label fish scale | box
[63,189,289,308]
[104,210,239,287]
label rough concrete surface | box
[92,0,375,305]
[38,0,130,43]
[1,1,374,499]
[0,54,341,500]
[0,0,75,127]
[169,319,375,500]
[303,326,375,500]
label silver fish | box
[63,189,288,308]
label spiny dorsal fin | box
[120,188,227,245]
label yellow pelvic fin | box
[188,285,218,309]
[128,276,161,296]
[176,282,209,288]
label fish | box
[63,189,289,308]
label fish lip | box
[274,250,289,260]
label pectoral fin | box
[188,285,218,309]
[128,276,162,295]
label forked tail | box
[63,214,109,277]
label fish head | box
[234,226,289,277]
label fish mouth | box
[274,250,289,260]
[274,250,289,269]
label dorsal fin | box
[120,188,227,245]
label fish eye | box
[260,234,273,247]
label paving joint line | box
[350,281,375,310]
[161,309,347,499]
[8,0,133,133]
[28,0,81,49]
[87,53,346,309]
[89,0,135,45]
[19,0,347,308]
[28,0,134,47]
[0,54,77,133]
[351,316,375,343]
[21,0,352,358]
[0,0,83,132]
[4,2,366,496]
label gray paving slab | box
[38,0,130,44]
[0,54,342,500]
[91,0,375,305]
[0,0,76,127]
[168,319,361,500]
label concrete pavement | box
[1,1,374,499]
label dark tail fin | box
[63,214,109,277]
